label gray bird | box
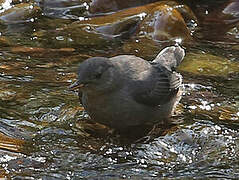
[70,46,185,132]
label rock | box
[0,3,41,24]
[89,0,158,14]
[140,3,193,41]
[0,132,25,152]
[206,0,239,23]
[0,36,11,46]
[11,46,75,57]
[197,0,239,42]
[37,0,89,19]
[183,83,239,123]
[122,38,161,59]
[94,16,141,38]
[71,1,195,42]
[0,167,7,178]
[226,24,239,42]
[0,89,16,101]
[178,52,239,77]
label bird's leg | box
[75,119,113,137]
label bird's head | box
[70,57,119,94]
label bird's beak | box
[69,81,85,90]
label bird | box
[70,45,185,133]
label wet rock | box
[122,37,161,59]
[174,3,197,25]
[65,13,141,39]
[11,46,75,57]
[12,0,33,5]
[0,2,41,24]
[231,43,239,50]
[37,0,90,19]
[183,83,239,123]
[218,106,239,122]
[0,89,16,101]
[178,52,239,77]
[7,157,46,171]
[95,16,141,39]
[205,0,239,24]
[140,3,193,41]
[55,23,123,51]
[70,2,156,28]
[71,1,195,42]
[227,25,239,41]
[38,0,82,8]
[89,0,158,14]
[59,53,92,65]
[0,167,7,178]
[0,36,11,46]
[197,0,239,42]
[0,132,25,152]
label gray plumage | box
[70,46,185,131]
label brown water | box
[0,0,238,179]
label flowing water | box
[0,0,238,179]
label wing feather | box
[133,65,182,106]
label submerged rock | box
[183,83,239,123]
[197,0,239,42]
[178,52,239,77]
[0,132,25,152]
[122,37,163,59]
[0,89,16,101]
[0,2,41,24]
[0,36,11,47]
[11,46,75,58]
[204,0,239,25]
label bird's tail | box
[152,45,185,71]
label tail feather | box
[152,45,185,71]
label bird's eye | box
[94,73,102,79]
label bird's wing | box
[133,65,182,106]
[133,45,184,106]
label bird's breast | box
[81,89,157,129]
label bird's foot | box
[74,120,113,137]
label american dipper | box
[70,46,185,132]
